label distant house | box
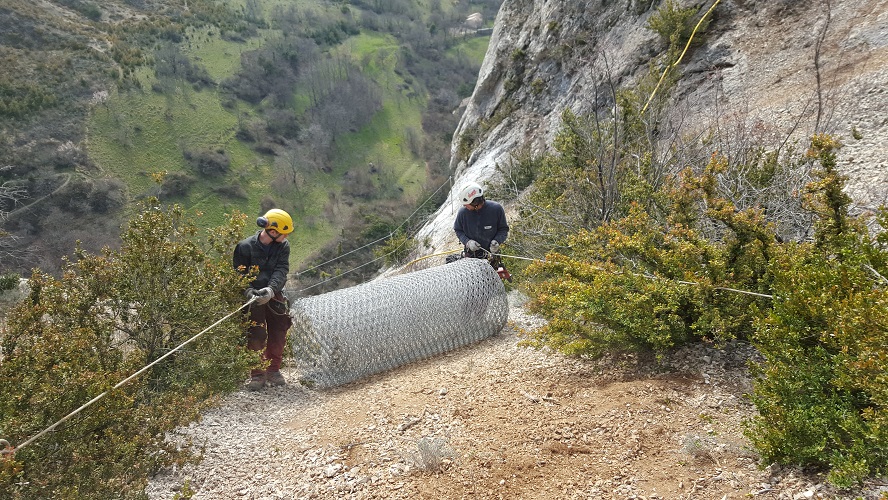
[466,12,483,29]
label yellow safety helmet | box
[257,208,294,234]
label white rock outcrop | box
[417,0,888,256]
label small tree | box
[0,200,256,498]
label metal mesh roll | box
[290,258,508,388]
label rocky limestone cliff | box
[414,0,888,257]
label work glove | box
[254,286,274,305]
[489,240,500,254]
[466,239,481,252]
[244,287,257,300]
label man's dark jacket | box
[453,200,509,251]
[232,230,290,291]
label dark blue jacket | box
[453,200,509,251]
[232,231,290,292]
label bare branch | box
[0,182,29,266]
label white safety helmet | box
[458,182,484,205]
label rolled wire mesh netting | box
[289,258,508,388]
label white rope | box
[495,251,775,299]
[0,296,257,458]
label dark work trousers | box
[247,291,293,377]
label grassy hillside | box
[87,28,443,265]
[0,0,498,278]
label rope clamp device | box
[486,250,512,282]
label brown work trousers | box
[246,291,293,377]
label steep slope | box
[415,0,888,255]
[0,0,498,277]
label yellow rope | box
[399,248,463,271]
[641,0,722,115]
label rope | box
[0,296,258,459]
[665,277,774,299]
[296,177,453,277]
[398,248,545,272]
[399,248,462,269]
[494,251,774,299]
[398,246,773,299]
[641,0,722,115]
[865,264,888,285]
[495,252,543,262]
[295,253,391,293]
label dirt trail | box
[146,298,886,499]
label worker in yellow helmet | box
[233,208,294,391]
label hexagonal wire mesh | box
[290,258,508,388]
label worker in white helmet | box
[453,182,509,259]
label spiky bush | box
[522,154,775,357]
[520,130,888,486]
[745,135,888,487]
[0,201,256,499]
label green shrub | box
[159,171,197,198]
[0,201,255,499]
[373,230,415,266]
[80,3,102,22]
[0,81,58,119]
[508,103,664,259]
[513,81,886,486]
[457,126,479,163]
[646,0,710,61]
[746,135,888,487]
[487,145,541,203]
[522,188,772,357]
[183,148,231,177]
[212,183,249,199]
[0,273,19,292]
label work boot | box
[266,371,286,387]
[246,375,265,391]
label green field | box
[88,24,434,267]
[448,34,491,63]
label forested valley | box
[0,0,500,290]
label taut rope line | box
[0,297,257,459]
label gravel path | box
[145,295,887,499]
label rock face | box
[416,0,888,255]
